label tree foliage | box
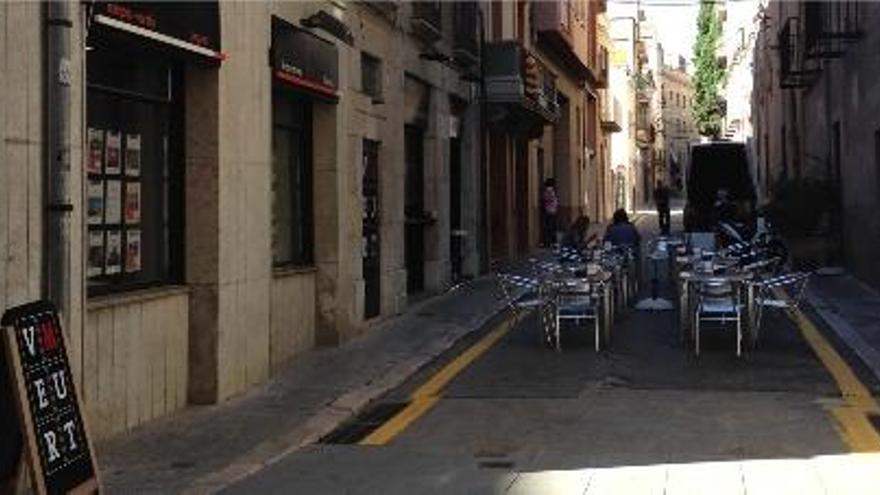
[692,0,723,137]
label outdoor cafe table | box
[678,268,756,347]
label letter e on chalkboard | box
[2,301,100,495]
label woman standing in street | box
[542,178,559,247]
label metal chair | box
[553,279,603,352]
[494,272,542,318]
[693,278,746,357]
[751,271,811,340]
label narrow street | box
[221,215,880,494]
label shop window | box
[272,87,314,267]
[86,43,184,295]
[361,52,383,102]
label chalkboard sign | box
[2,301,99,495]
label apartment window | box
[272,88,314,266]
[361,52,383,102]
[86,41,184,295]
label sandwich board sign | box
[1,301,99,494]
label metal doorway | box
[362,139,381,319]
[450,137,463,282]
[405,125,426,294]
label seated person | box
[604,209,640,251]
[562,215,598,252]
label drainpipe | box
[45,0,73,325]
[477,5,489,272]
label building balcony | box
[779,17,820,88]
[452,2,479,68]
[361,1,399,21]
[533,0,592,82]
[411,1,442,44]
[484,41,560,137]
[804,0,861,59]
[601,96,622,133]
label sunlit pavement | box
[223,217,880,494]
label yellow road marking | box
[360,313,515,446]
[781,288,880,452]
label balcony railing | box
[779,17,820,88]
[411,1,442,43]
[534,0,594,82]
[361,1,399,22]
[484,41,560,127]
[452,2,479,68]
[804,0,861,59]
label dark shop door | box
[363,139,381,319]
[450,137,463,282]
[405,125,426,294]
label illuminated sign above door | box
[90,1,224,61]
[271,16,339,101]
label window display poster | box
[87,231,104,277]
[125,134,141,177]
[105,230,122,275]
[87,179,104,225]
[125,230,142,273]
[105,180,122,224]
[87,128,104,174]
[105,131,121,175]
[124,182,141,224]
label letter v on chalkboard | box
[2,301,100,495]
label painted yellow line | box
[360,313,516,446]
[781,288,880,452]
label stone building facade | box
[0,0,482,439]
[753,0,880,288]
[659,64,699,191]
[482,0,607,260]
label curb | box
[802,288,880,386]
[184,280,509,493]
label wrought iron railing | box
[779,17,819,88]
[803,0,860,59]
[452,2,479,66]
[411,1,442,42]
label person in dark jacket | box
[604,209,641,250]
[653,180,671,235]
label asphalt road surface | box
[224,214,878,494]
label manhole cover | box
[169,460,196,470]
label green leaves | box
[692,0,724,137]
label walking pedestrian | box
[542,178,559,247]
[653,180,671,235]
